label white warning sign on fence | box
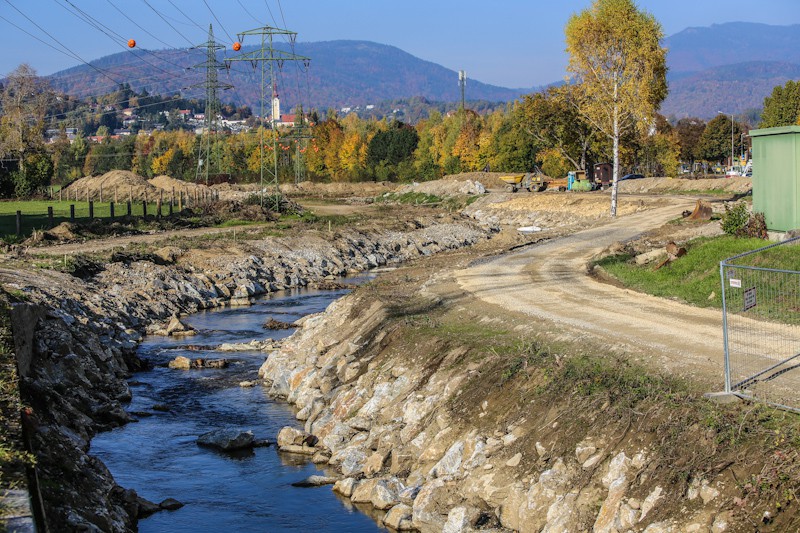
[744,287,757,311]
[729,278,742,288]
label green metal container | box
[750,125,800,231]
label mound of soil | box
[617,176,751,194]
[24,220,145,245]
[396,179,486,197]
[464,192,668,229]
[149,175,212,197]
[443,172,531,190]
[63,170,160,202]
[281,181,397,198]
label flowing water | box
[91,282,383,532]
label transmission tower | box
[189,25,233,184]
[226,25,310,209]
[283,104,314,184]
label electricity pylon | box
[189,25,233,185]
[284,104,314,184]
[226,25,310,209]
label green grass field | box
[0,200,170,239]
[595,235,800,312]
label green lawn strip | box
[0,200,169,237]
[594,235,799,309]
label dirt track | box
[455,200,731,384]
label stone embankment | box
[4,215,491,531]
[258,289,735,533]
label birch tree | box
[565,0,667,216]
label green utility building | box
[750,125,800,232]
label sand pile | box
[464,192,668,229]
[617,176,751,195]
[281,181,398,198]
[443,172,531,190]
[397,179,486,197]
[149,175,213,198]
[63,170,159,202]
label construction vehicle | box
[499,167,596,193]
[499,168,549,193]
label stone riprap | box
[3,217,491,531]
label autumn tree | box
[413,111,444,180]
[565,0,667,216]
[519,85,595,171]
[674,118,706,166]
[478,105,537,173]
[0,64,54,195]
[760,80,800,128]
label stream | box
[90,281,383,532]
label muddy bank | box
[3,215,493,531]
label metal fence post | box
[720,261,731,393]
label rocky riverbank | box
[3,214,493,531]
[254,255,791,532]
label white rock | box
[639,486,663,522]
[582,452,604,469]
[332,477,358,498]
[535,441,547,457]
[383,504,414,530]
[429,440,464,479]
[501,433,517,446]
[575,445,597,463]
[505,452,522,467]
[602,452,630,488]
[443,506,478,533]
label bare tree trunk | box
[611,103,620,218]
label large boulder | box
[166,315,195,336]
[196,429,255,451]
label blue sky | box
[1,0,798,88]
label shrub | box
[720,202,767,239]
[720,202,750,236]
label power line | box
[140,0,196,47]
[105,0,181,50]
[54,0,187,81]
[56,0,194,77]
[202,0,235,44]
[236,0,262,25]
[165,0,206,33]
[1,0,124,88]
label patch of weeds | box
[376,192,442,206]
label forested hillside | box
[48,41,529,114]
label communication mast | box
[458,70,467,111]
[189,25,233,184]
[226,26,310,209]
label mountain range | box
[44,22,800,120]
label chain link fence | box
[720,236,800,412]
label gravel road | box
[456,200,729,385]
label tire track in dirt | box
[455,200,734,386]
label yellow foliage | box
[151,147,176,176]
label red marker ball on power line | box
[233,41,241,51]
[128,39,136,48]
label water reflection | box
[91,281,383,532]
